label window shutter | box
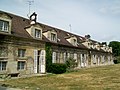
[84,54,87,66]
[98,56,100,65]
[102,56,105,63]
[34,50,38,73]
[74,53,77,62]
[81,54,84,67]
[67,53,70,58]
[63,52,66,63]
[52,52,56,63]
[40,50,46,73]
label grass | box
[0,64,120,90]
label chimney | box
[85,34,91,39]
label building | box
[0,10,113,77]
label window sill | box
[0,57,8,59]
[17,69,25,71]
[17,57,27,60]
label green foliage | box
[48,63,67,74]
[109,41,120,64]
[45,43,52,72]
[114,56,120,64]
[65,57,77,72]
[109,41,120,56]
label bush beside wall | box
[48,63,67,74]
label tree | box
[109,41,120,64]
[65,58,77,72]
[109,41,120,56]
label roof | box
[0,10,103,50]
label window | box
[51,33,57,41]
[0,61,7,71]
[40,50,45,65]
[35,29,41,38]
[18,49,26,57]
[17,61,25,70]
[0,20,9,32]
[73,39,77,46]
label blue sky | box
[0,0,120,43]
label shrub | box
[48,63,67,74]
[65,58,77,72]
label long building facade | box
[0,11,113,77]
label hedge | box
[47,63,67,74]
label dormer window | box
[66,36,77,46]
[35,29,41,38]
[25,25,42,39]
[73,39,77,46]
[0,20,9,32]
[51,33,57,42]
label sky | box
[0,0,120,43]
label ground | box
[0,64,120,90]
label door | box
[40,50,46,73]
[34,50,46,73]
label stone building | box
[0,10,113,77]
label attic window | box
[0,20,9,32]
[51,33,57,42]
[35,29,41,38]
[73,39,77,45]
[72,39,77,46]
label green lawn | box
[0,64,120,90]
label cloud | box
[100,6,120,15]
[13,0,25,3]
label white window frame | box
[67,53,70,58]
[74,53,77,62]
[35,29,41,38]
[0,20,9,32]
[0,61,7,71]
[52,52,56,63]
[17,61,25,70]
[51,33,57,42]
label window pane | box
[4,21,9,31]
[0,20,9,32]
[35,29,41,38]
[18,49,26,57]
[51,33,56,41]
[0,61,7,71]
[18,61,25,70]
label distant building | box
[0,10,113,77]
